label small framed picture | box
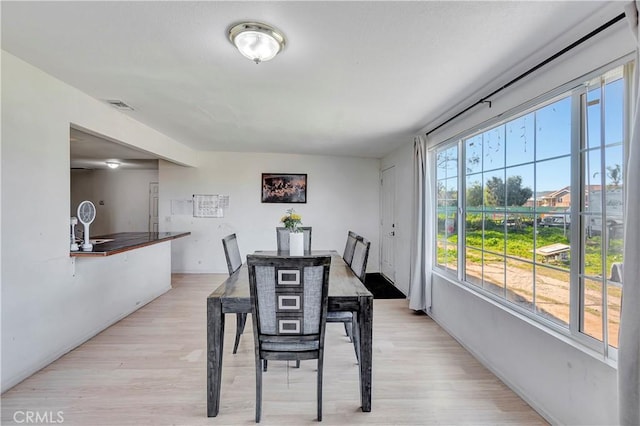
[261,173,307,203]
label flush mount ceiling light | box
[106,161,120,169]
[228,21,286,64]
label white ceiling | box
[1,1,623,160]
[70,128,159,170]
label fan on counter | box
[77,200,96,252]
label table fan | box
[77,200,96,251]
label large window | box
[434,62,629,354]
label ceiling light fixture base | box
[228,21,286,64]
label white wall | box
[71,169,159,235]
[380,142,413,295]
[1,49,380,394]
[159,153,381,273]
[382,18,632,426]
[1,51,199,392]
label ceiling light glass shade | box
[229,22,285,64]
[106,161,120,169]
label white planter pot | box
[289,232,304,256]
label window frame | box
[434,141,460,274]
[431,55,633,360]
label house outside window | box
[433,61,629,356]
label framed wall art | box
[261,173,307,203]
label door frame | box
[380,166,396,283]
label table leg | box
[358,296,373,412]
[207,297,225,417]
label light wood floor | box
[1,274,548,425]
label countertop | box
[70,232,190,257]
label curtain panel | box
[408,135,433,312]
[619,2,640,425]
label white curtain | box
[408,135,433,312]
[619,2,640,425]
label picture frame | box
[261,173,307,203]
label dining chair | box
[328,235,370,362]
[222,233,247,355]
[326,309,357,359]
[342,230,358,266]
[246,254,331,422]
[350,236,371,284]
[328,231,360,343]
[276,226,312,252]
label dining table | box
[206,250,373,417]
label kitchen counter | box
[70,232,190,257]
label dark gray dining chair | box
[276,226,312,252]
[342,230,358,266]
[350,237,371,284]
[328,231,360,346]
[222,233,247,355]
[246,254,331,422]
[329,235,370,362]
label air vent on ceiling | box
[104,99,134,111]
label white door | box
[149,182,159,232]
[381,167,396,282]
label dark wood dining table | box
[206,250,373,417]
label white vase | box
[289,232,304,256]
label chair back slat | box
[222,233,242,275]
[350,237,370,283]
[276,227,312,252]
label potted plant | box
[281,208,304,255]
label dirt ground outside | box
[465,260,620,347]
